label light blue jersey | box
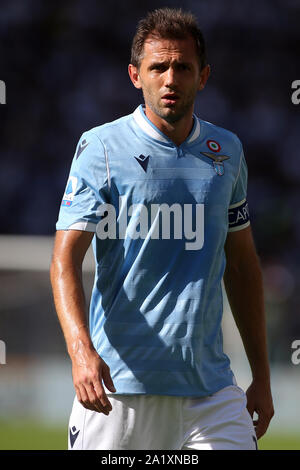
[56,105,250,397]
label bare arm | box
[50,230,115,415]
[224,226,274,439]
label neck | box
[144,104,194,146]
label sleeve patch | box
[228,199,250,230]
[61,176,78,207]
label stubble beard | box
[143,89,196,124]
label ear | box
[128,64,142,89]
[198,64,210,91]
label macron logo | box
[134,154,150,172]
[69,426,80,448]
[76,139,89,159]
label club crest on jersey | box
[201,142,230,176]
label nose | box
[164,66,177,88]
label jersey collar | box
[132,105,200,146]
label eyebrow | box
[148,60,192,69]
[148,61,167,69]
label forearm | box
[50,230,115,413]
[224,253,270,382]
[50,256,94,360]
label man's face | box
[129,35,209,124]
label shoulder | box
[72,112,132,164]
[83,112,133,143]
[198,118,243,156]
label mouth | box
[161,93,180,105]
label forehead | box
[142,35,198,64]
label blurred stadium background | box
[0,0,300,450]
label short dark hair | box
[131,7,207,70]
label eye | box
[151,64,167,72]
[177,63,190,71]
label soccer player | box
[50,8,274,450]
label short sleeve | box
[56,131,109,232]
[228,146,250,232]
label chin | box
[160,106,178,116]
[162,109,184,123]
[149,103,183,123]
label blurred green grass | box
[0,421,299,450]
[258,432,300,450]
[0,421,67,450]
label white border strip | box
[229,198,246,209]
[67,222,97,232]
[187,117,200,143]
[104,144,111,190]
[228,221,250,232]
[133,106,169,142]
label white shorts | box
[68,385,257,450]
